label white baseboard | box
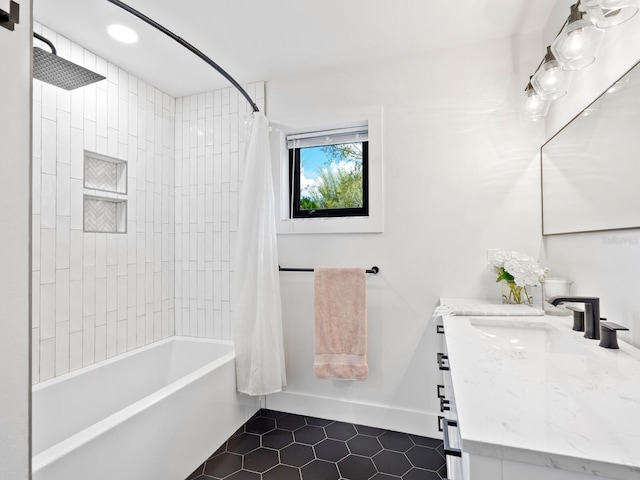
[265,390,442,439]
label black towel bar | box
[279,266,379,274]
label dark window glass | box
[289,141,369,218]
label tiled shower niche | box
[83,151,127,233]
[84,151,127,194]
[83,195,127,233]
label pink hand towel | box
[314,267,368,380]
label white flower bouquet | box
[488,250,547,304]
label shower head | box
[33,33,106,90]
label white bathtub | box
[32,337,259,480]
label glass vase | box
[502,281,532,305]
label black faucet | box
[549,296,601,340]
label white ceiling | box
[33,0,557,98]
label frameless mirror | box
[541,59,640,235]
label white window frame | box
[272,107,383,234]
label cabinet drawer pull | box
[440,397,450,412]
[437,353,450,371]
[436,324,445,334]
[442,418,462,457]
[437,384,445,399]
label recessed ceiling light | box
[107,24,139,44]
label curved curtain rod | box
[106,0,260,113]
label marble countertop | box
[441,305,640,480]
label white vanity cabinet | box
[437,307,640,480]
[438,336,466,479]
[439,326,517,480]
[438,322,500,480]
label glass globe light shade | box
[522,82,550,121]
[532,47,570,100]
[551,4,605,70]
[583,0,639,27]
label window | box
[275,110,383,234]
[288,126,368,219]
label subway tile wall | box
[32,23,176,384]
[173,83,265,340]
[32,23,265,383]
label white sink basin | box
[469,319,589,355]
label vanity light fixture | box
[582,0,639,28]
[107,23,139,43]
[551,3,604,71]
[523,0,636,121]
[522,78,550,121]
[532,46,570,100]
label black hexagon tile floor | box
[186,409,446,480]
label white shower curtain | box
[233,111,287,396]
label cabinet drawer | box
[443,419,469,480]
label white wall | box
[0,0,32,477]
[542,6,640,348]
[265,33,545,437]
[173,83,264,340]
[31,23,176,384]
